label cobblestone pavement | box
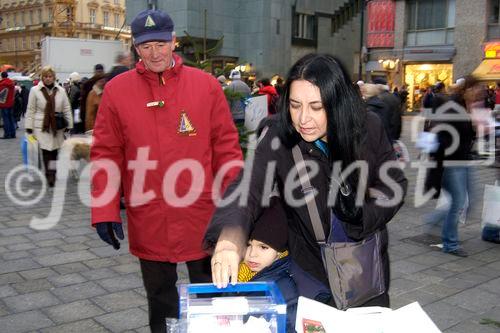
[0,117,499,333]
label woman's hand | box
[210,226,247,288]
[211,239,241,289]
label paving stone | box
[421,266,460,279]
[0,272,25,285]
[408,251,456,266]
[0,301,9,316]
[486,260,500,271]
[478,277,500,295]
[6,243,37,251]
[64,235,91,243]
[51,281,107,303]
[388,278,426,297]
[454,271,495,285]
[391,260,429,275]
[0,258,41,274]
[81,268,117,281]
[470,250,500,264]
[444,320,500,333]
[52,262,90,275]
[35,239,66,247]
[134,288,147,298]
[95,308,148,332]
[44,300,106,324]
[424,301,477,331]
[97,273,144,293]
[57,243,90,252]
[111,263,140,275]
[40,319,108,333]
[398,289,443,306]
[60,227,94,237]
[115,255,138,265]
[90,245,128,258]
[135,326,150,333]
[438,276,481,290]
[25,231,64,242]
[2,250,31,260]
[47,273,87,287]
[84,258,119,269]
[92,290,147,312]
[420,284,462,298]
[34,250,97,266]
[442,288,500,314]
[0,227,33,236]
[0,285,17,298]
[30,246,61,257]
[3,291,60,312]
[0,235,31,247]
[440,258,485,273]
[12,278,53,294]
[18,267,57,280]
[0,310,53,332]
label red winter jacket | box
[0,77,15,108]
[258,85,278,107]
[91,54,243,262]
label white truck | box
[41,37,127,81]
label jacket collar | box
[135,53,183,83]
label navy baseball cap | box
[131,9,174,45]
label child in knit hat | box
[237,196,297,331]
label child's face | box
[244,239,279,273]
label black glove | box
[26,129,33,134]
[95,222,124,250]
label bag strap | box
[291,145,326,243]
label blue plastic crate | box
[178,282,286,333]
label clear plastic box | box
[178,282,287,333]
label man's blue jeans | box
[441,167,470,252]
[1,107,16,138]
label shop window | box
[406,0,455,46]
[404,63,453,112]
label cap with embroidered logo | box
[131,9,174,45]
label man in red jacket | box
[90,9,242,333]
[0,71,16,139]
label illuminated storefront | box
[404,63,453,112]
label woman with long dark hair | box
[204,54,407,309]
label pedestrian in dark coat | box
[206,54,408,309]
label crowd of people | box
[1,7,499,333]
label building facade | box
[126,0,364,80]
[365,0,500,112]
[0,0,131,74]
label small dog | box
[61,134,92,180]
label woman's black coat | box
[204,111,408,307]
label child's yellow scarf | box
[237,250,289,282]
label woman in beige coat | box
[25,66,73,187]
